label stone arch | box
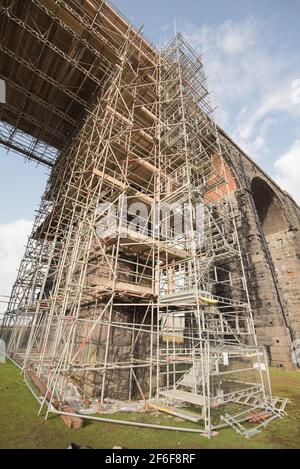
[251,177,288,236]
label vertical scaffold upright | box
[1,17,286,436]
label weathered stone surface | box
[222,134,300,368]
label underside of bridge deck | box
[0,0,156,166]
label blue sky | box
[112,0,300,188]
[0,0,300,312]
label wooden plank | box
[27,369,84,429]
[89,276,153,297]
[92,167,127,189]
[133,191,154,205]
[93,167,155,204]
[27,369,60,409]
[160,389,205,406]
[160,389,222,408]
[106,105,132,125]
[149,401,202,423]
[60,405,84,429]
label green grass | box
[0,361,300,449]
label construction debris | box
[27,369,83,429]
[0,1,289,438]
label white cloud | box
[182,17,300,164]
[217,19,256,55]
[183,18,271,115]
[253,134,266,152]
[235,81,300,144]
[291,79,300,104]
[273,140,300,203]
[0,220,32,316]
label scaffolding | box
[1,2,288,438]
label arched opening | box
[251,177,288,236]
[250,177,294,368]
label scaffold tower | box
[1,7,287,437]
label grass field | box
[0,361,299,449]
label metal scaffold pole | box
[1,0,287,437]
